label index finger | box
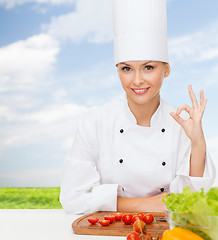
[188,84,199,108]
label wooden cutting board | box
[72,211,169,237]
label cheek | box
[119,74,132,87]
[144,72,164,86]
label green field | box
[0,188,63,209]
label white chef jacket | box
[60,95,216,214]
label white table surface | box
[0,209,126,240]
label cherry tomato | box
[122,213,133,225]
[126,231,140,240]
[133,219,146,234]
[132,215,143,224]
[104,215,115,223]
[113,212,123,221]
[136,212,144,219]
[99,220,110,226]
[142,232,152,239]
[143,213,154,224]
[87,217,99,224]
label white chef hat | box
[112,0,169,66]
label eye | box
[122,66,131,71]
[145,65,153,70]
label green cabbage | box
[163,186,218,240]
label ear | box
[164,63,171,78]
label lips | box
[131,87,150,95]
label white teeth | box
[134,88,148,93]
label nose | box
[133,70,144,86]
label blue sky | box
[0,0,217,187]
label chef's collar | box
[122,93,163,128]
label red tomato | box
[143,213,154,224]
[132,215,143,224]
[122,213,133,225]
[87,217,99,224]
[113,212,123,221]
[136,212,144,219]
[99,220,110,226]
[104,215,115,223]
[126,232,140,240]
[133,219,146,234]
[143,232,152,238]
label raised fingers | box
[200,98,208,117]
[188,84,199,108]
[200,89,204,106]
[199,89,208,110]
[176,104,192,117]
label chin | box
[130,95,152,106]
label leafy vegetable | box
[163,186,218,240]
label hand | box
[170,84,207,143]
[117,193,166,212]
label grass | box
[0,188,63,209]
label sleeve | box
[170,116,216,194]
[59,113,120,214]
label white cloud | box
[0,103,88,152]
[0,168,62,187]
[0,62,121,152]
[169,22,218,62]
[0,106,14,122]
[0,0,75,9]
[0,0,174,10]
[0,34,59,92]
[0,57,121,160]
[203,64,218,87]
[20,103,87,124]
[44,0,113,43]
[0,28,119,158]
[0,103,86,124]
[69,62,118,90]
[54,61,122,107]
[0,0,173,59]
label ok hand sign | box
[170,84,207,143]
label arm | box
[117,193,166,212]
[170,84,207,177]
[60,114,119,214]
[190,128,206,177]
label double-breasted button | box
[162,161,166,166]
[119,159,123,163]
[161,128,165,133]
[160,188,164,192]
[120,129,124,133]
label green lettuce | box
[163,186,218,240]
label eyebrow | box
[120,61,152,66]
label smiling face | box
[117,60,170,108]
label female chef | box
[60,0,216,214]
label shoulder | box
[161,98,177,113]
[79,96,123,125]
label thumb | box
[170,112,184,127]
